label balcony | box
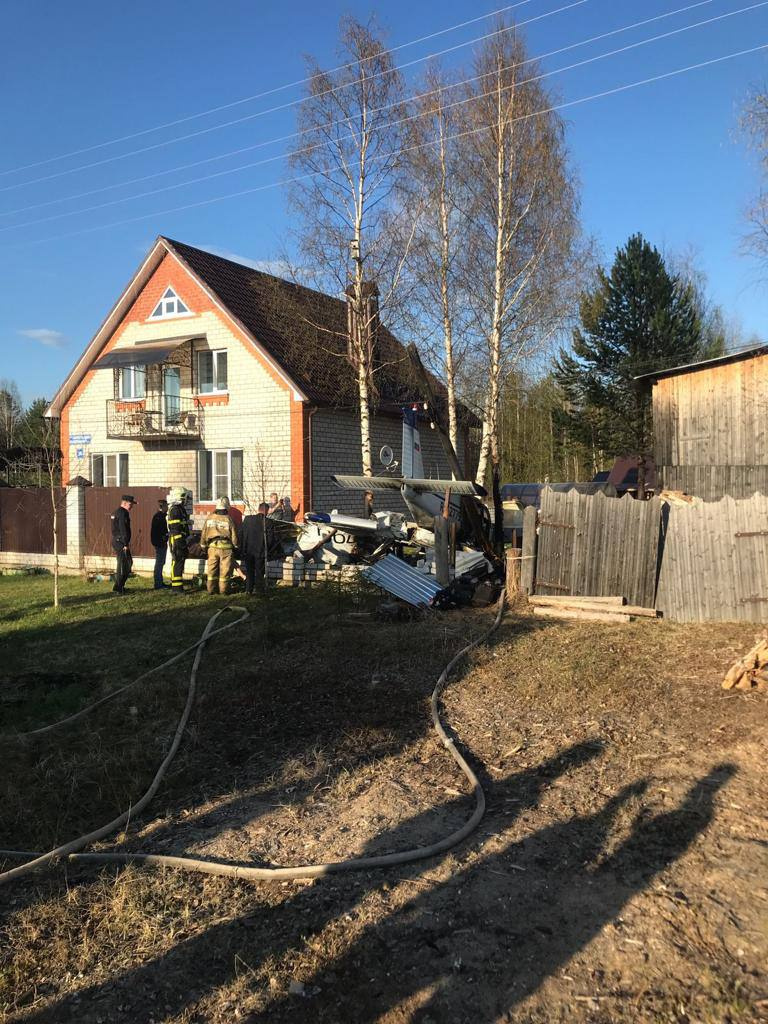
[106,395,203,441]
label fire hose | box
[0,597,505,884]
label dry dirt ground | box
[1,585,766,1023]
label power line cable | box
[0,0,588,195]
[12,40,767,250]
[0,0,539,178]
[0,0,716,221]
[3,1,763,234]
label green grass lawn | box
[0,572,369,733]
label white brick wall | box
[65,310,292,506]
[310,408,466,516]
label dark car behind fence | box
[0,487,67,555]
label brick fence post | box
[65,478,88,572]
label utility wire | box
[0,0,539,178]
[3,1,761,233]
[12,40,768,250]
[0,0,588,195]
[0,0,717,221]
[2,1,764,235]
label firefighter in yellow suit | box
[167,487,191,594]
[200,496,239,595]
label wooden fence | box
[84,486,168,558]
[656,492,768,622]
[0,487,67,554]
[527,486,768,621]
[534,489,662,608]
[659,465,768,501]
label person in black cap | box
[150,498,170,589]
[111,495,136,594]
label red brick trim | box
[290,398,312,517]
[195,393,229,407]
[60,406,70,484]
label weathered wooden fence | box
[0,487,67,554]
[84,486,168,558]
[660,465,768,501]
[656,492,768,622]
[528,487,768,621]
[534,489,662,608]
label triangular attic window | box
[149,286,190,319]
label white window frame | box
[197,449,243,502]
[197,349,228,395]
[91,452,129,488]
[118,364,146,400]
[148,286,190,320]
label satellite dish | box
[379,444,395,468]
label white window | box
[149,286,190,320]
[119,364,145,400]
[197,449,243,502]
[91,453,129,488]
[197,349,228,394]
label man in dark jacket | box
[150,498,169,589]
[239,502,275,595]
[110,494,136,594]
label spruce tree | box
[555,233,702,462]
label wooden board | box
[532,606,631,624]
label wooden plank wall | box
[656,492,768,622]
[659,465,768,501]
[653,354,768,468]
[534,489,661,607]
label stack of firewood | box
[528,595,659,623]
[722,637,768,692]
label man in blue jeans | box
[150,497,169,589]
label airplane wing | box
[405,478,487,497]
[332,474,486,497]
[332,475,404,492]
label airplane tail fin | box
[402,405,425,479]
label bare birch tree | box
[288,18,409,485]
[461,23,581,487]
[19,409,64,609]
[741,84,768,269]
[399,64,475,457]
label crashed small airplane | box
[330,405,486,529]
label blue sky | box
[1,0,766,405]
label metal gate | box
[84,486,168,557]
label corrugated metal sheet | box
[84,486,168,557]
[362,554,443,606]
[0,488,68,554]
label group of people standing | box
[110,489,283,597]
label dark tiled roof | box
[165,237,471,421]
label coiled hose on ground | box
[0,596,505,884]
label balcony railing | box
[106,395,203,440]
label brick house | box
[47,236,473,520]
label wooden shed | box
[637,344,768,500]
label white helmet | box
[168,486,188,504]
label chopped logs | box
[722,637,768,692]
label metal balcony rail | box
[106,394,203,440]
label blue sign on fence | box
[69,433,92,444]
[75,447,84,459]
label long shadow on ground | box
[7,744,734,1023]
